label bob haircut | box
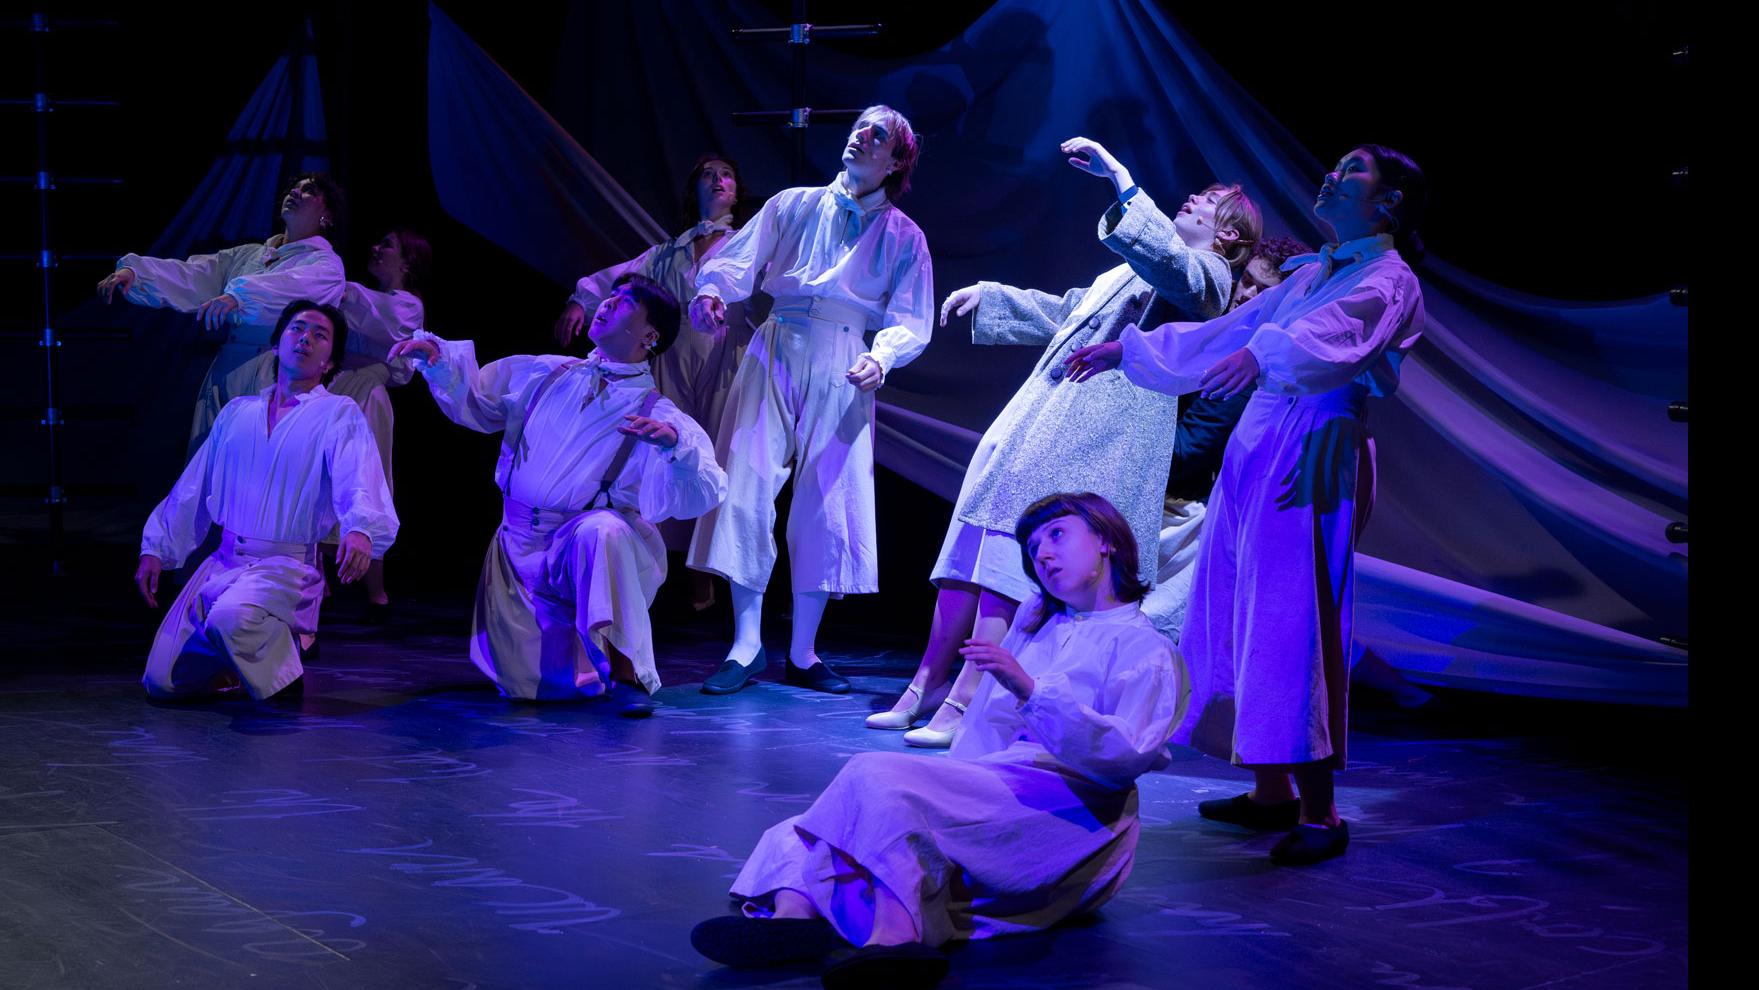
[1014,491,1150,632]
[269,298,350,385]
[611,272,681,357]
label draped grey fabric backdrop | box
[427,1,1687,702]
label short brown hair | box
[1014,492,1150,632]
[855,105,920,201]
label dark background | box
[0,1,1689,644]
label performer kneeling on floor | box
[135,299,398,702]
[692,492,1182,989]
[389,274,727,717]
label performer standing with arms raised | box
[1066,145,1429,865]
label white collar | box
[1280,232,1395,273]
[830,172,892,215]
[583,352,652,378]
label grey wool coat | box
[952,190,1233,582]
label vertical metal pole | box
[791,0,807,185]
[31,12,66,577]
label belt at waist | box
[220,530,319,564]
[1249,384,1368,417]
[769,296,874,333]
[502,496,588,535]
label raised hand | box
[387,337,441,366]
[97,267,137,303]
[939,284,981,327]
[959,639,1035,701]
[554,302,588,346]
[1060,136,1133,193]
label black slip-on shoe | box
[1269,820,1350,866]
[689,915,844,967]
[1198,792,1301,832]
[606,680,656,718]
[821,942,950,990]
[702,647,767,695]
[783,659,851,694]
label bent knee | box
[204,600,264,639]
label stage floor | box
[0,603,1688,989]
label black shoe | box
[1269,820,1350,866]
[1198,792,1301,832]
[702,648,767,694]
[268,675,305,707]
[690,915,843,967]
[783,658,851,694]
[606,680,656,718]
[821,942,950,990]
[359,600,393,625]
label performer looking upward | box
[555,153,754,611]
[390,275,726,716]
[1066,145,1430,865]
[135,300,397,702]
[235,227,433,617]
[685,105,934,697]
[869,136,1257,748]
[98,174,348,454]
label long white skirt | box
[1173,387,1375,767]
[732,748,1138,948]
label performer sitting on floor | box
[389,274,726,716]
[691,491,1181,988]
[1066,144,1430,865]
[98,173,348,455]
[685,105,935,697]
[555,153,756,612]
[135,299,398,702]
[869,136,1256,748]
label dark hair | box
[1356,144,1428,263]
[1014,492,1150,632]
[1252,234,1313,271]
[269,298,350,384]
[680,153,748,229]
[611,272,680,357]
[283,171,349,247]
[384,227,433,299]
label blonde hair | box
[855,105,921,201]
[1203,182,1263,274]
